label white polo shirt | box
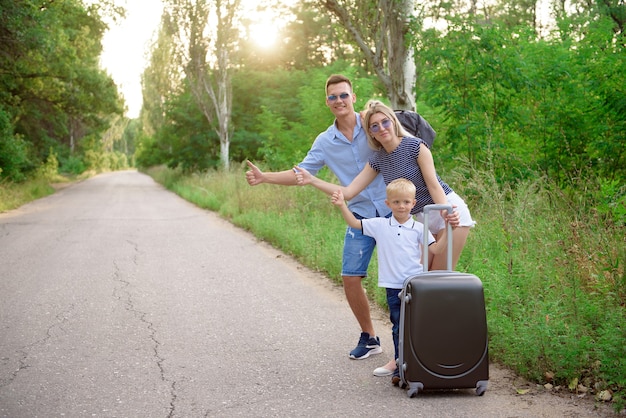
[362,216,435,289]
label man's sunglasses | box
[327,93,351,101]
[369,118,392,134]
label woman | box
[296,100,475,271]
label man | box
[245,74,389,360]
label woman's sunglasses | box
[369,118,392,134]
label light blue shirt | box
[298,113,390,218]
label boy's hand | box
[293,166,313,185]
[331,190,345,206]
[245,160,264,186]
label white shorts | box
[414,192,476,235]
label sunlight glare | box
[249,21,279,49]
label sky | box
[100,1,164,119]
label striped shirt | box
[369,136,453,214]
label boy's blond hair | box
[386,178,416,198]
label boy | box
[330,178,449,384]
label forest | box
[1,0,624,410]
[2,0,625,189]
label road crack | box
[0,304,75,389]
[112,243,177,417]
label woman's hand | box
[293,166,314,186]
[443,206,460,228]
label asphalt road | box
[0,171,616,417]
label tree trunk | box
[386,0,415,110]
[172,0,238,170]
[322,0,416,110]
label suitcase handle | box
[422,204,454,272]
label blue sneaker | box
[349,332,382,359]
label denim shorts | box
[341,212,377,277]
[414,191,476,235]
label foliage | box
[147,164,626,410]
[0,108,33,182]
[37,150,60,181]
[138,62,381,171]
[249,63,381,170]
[0,177,55,213]
[320,0,418,109]
[59,155,87,175]
[0,0,124,182]
[157,85,220,172]
[415,19,625,186]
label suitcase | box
[398,204,489,397]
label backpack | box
[395,110,436,148]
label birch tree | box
[167,0,240,169]
[142,11,181,137]
[321,0,416,110]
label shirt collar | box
[389,215,415,228]
[332,112,363,142]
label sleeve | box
[368,152,381,173]
[410,137,423,158]
[298,137,326,176]
[361,218,375,238]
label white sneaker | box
[373,359,397,377]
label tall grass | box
[0,152,86,213]
[0,177,56,212]
[146,162,625,411]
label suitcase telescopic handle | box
[422,204,454,272]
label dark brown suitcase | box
[398,204,489,397]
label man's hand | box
[331,189,345,206]
[245,160,264,186]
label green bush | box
[0,110,33,182]
[60,155,86,175]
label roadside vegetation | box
[0,152,69,212]
[0,151,128,213]
[145,163,625,412]
[0,177,55,213]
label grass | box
[146,162,625,412]
[0,177,56,212]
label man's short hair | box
[326,74,353,92]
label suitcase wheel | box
[406,382,423,398]
[476,380,488,396]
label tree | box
[0,0,124,179]
[141,10,182,137]
[166,0,241,170]
[321,0,416,110]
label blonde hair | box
[386,178,416,198]
[363,100,411,150]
